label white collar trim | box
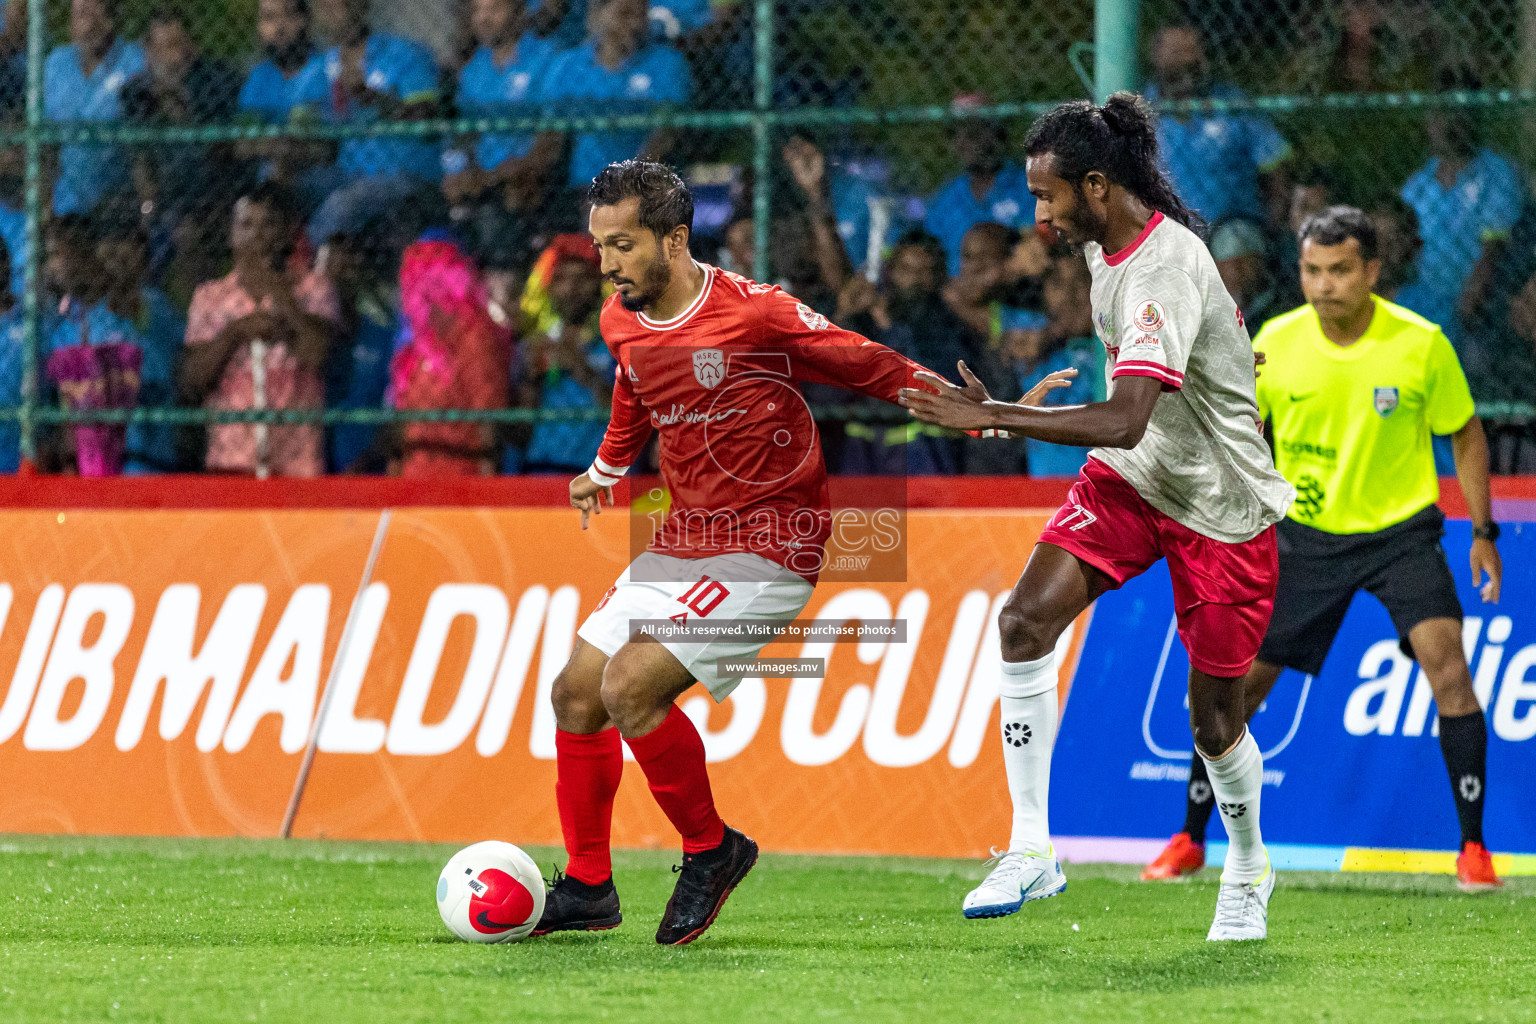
[637,263,713,330]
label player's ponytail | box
[1024,92,1206,236]
[1098,92,1156,151]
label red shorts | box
[1038,457,1279,677]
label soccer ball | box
[436,841,546,943]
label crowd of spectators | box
[0,1,1533,477]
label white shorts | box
[577,551,815,700]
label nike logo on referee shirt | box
[1288,393,1316,402]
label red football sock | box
[555,727,623,885]
[626,705,726,853]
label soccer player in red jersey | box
[902,95,1295,940]
[534,160,945,945]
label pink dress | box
[391,238,511,477]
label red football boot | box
[1456,842,1503,893]
[1140,832,1206,881]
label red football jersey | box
[587,265,934,582]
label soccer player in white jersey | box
[901,93,1296,940]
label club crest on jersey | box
[693,348,725,388]
[1134,299,1165,332]
[797,303,830,331]
[1373,386,1399,417]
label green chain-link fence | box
[2,0,1534,476]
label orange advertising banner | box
[0,507,1085,859]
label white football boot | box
[1206,862,1275,941]
[962,847,1067,918]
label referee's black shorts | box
[1257,505,1463,676]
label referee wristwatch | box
[1473,521,1501,543]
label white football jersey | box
[1085,212,1294,543]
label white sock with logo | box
[1201,728,1269,884]
[999,652,1058,858]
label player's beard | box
[1061,185,1108,249]
[617,254,673,313]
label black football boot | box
[654,825,759,946]
[531,868,623,936]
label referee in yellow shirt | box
[1141,206,1505,890]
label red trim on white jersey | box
[636,264,715,331]
[1102,211,1164,267]
[1112,359,1184,391]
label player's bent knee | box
[1422,664,1479,716]
[997,599,1063,664]
[1190,707,1245,759]
[1417,644,1472,689]
[551,666,608,734]
[598,660,661,733]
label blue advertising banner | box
[1052,520,1536,859]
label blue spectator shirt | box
[648,0,717,40]
[44,40,147,215]
[238,51,331,122]
[522,0,719,47]
[1401,148,1525,313]
[0,304,24,472]
[829,161,911,275]
[924,162,1035,275]
[525,0,588,47]
[540,41,692,187]
[1388,279,1455,340]
[325,34,443,182]
[125,288,185,473]
[998,305,1045,337]
[456,34,557,173]
[325,298,398,473]
[520,331,615,470]
[0,200,27,301]
[1144,83,1290,225]
[1017,336,1106,477]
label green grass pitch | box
[2,835,1532,1023]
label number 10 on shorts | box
[1057,504,1098,532]
[678,576,731,617]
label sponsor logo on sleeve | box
[1134,299,1165,332]
[796,303,830,331]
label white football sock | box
[999,652,1058,858]
[1201,728,1269,884]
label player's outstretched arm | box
[764,288,945,402]
[901,372,1161,449]
[961,364,1077,439]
